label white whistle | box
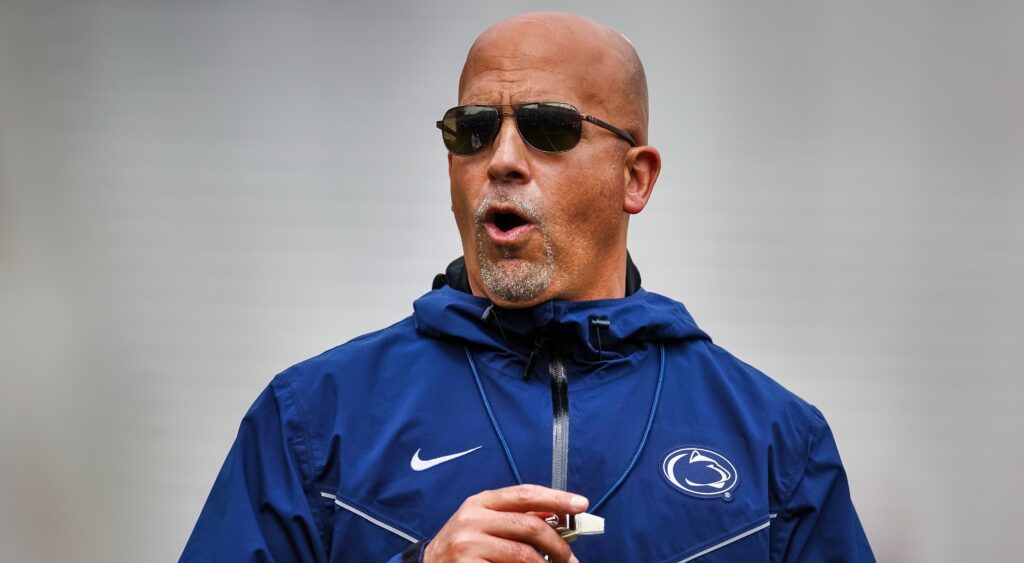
[544,512,606,542]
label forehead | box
[458,28,621,111]
[459,68,593,108]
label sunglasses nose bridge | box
[486,110,532,182]
[493,110,516,137]
[490,110,527,150]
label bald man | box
[183,12,874,563]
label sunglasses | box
[436,102,637,156]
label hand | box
[423,484,589,563]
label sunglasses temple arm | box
[436,121,458,136]
[583,115,638,147]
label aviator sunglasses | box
[437,102,637,156]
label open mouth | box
[483,207,535,244]
[492,211,530,232]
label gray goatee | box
[474,191,555,303]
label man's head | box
[446,12,660,308]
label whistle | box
[543,512,605,543]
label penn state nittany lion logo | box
[661,447,739,499]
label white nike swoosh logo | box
[410,446,482,471]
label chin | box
[477,256,556,307]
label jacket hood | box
[413,257,709,360]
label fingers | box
[425,518,558,563]
[475,510,574,563]
[473,484,589,514]
[484,537,550,563]
[425,485,588,563]
[434,534,549,563]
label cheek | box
[544,161,623,244]
[450,161,474,201]
[450,188,476,239]
[449,163,494,250]
[573,154,623,212]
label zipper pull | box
[481,304,508,342]
[523,334,548,381]
[590,316,611,361]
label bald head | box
[459,12,649,145]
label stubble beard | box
[474,191,555,304]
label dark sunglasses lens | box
[515,103,582,152]
[441,106,499,155]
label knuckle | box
[473,486,506,507]
[452,509,479,529]
[500,541,537,562]
[449,530,474,551]
[522,515,547,535]
[513,485,535,504]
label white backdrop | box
[1,1,1021,561]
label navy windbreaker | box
[182,282,874,562]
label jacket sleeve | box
[771,407,875,562]
[181,376,330,562]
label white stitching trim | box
[678,520,771,562]
[320,492,419,544]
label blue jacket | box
[182,276,874,562]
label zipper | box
[464,343,667,513]
[549,350,569,491]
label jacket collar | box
[414,258,709,360]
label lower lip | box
[485,222,535,244]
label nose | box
[486,113,531,184]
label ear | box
[622,145,661,215]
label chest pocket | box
[322,491,420,561]
[662,518,771,563]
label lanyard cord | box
[464,345,524,484]
[462,343,666,513]
[591,343,666,512]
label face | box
[448,31,636,307]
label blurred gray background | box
[1,0,1021,561]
